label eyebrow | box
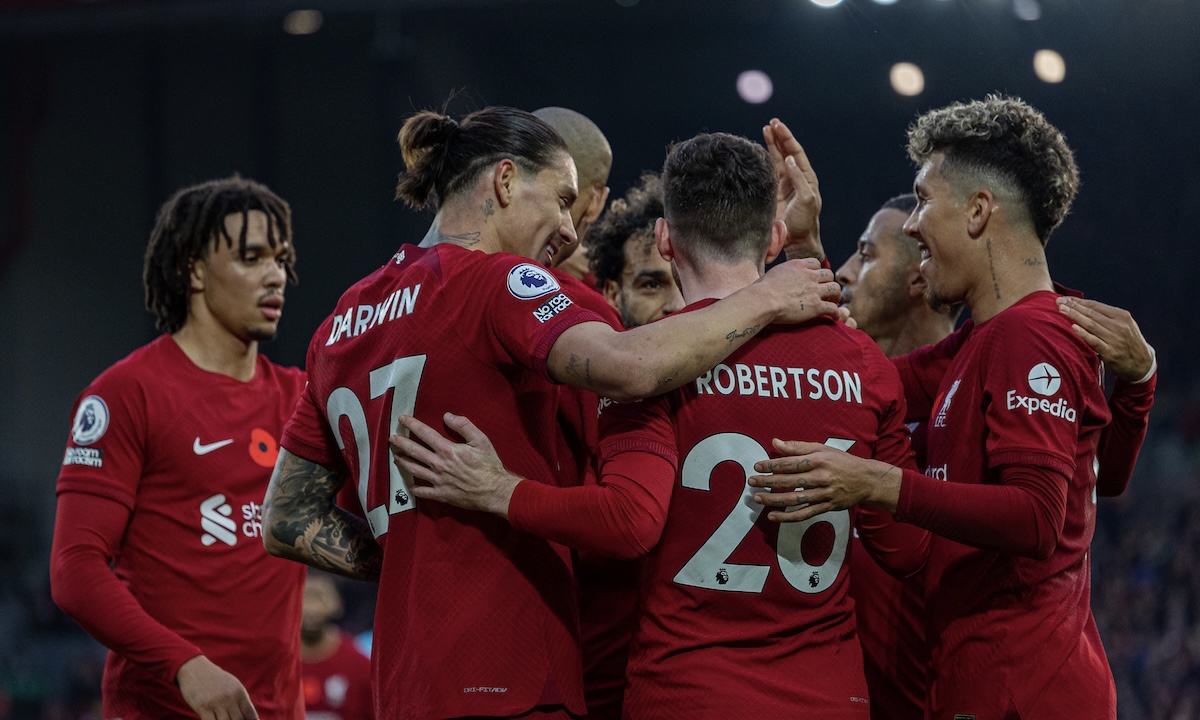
[632,269,671,281]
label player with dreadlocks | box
[51,176,308,720]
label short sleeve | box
[56,372,148,510]
[280,338,342,468]
[982,314,1095,476]
[479,257,606,379]
[597,393,678,467]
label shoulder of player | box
[984,292,1088,354]
[84,335,176,393]
[548,267,615,319]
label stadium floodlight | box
[283,10,323,35]
[810,0,844,8]
[737,70,774,104]
[1034,50,1066,83]
[890,62,925,96]
[1014,0,1042,21]
[871,0,900,5]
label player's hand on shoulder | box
[754,257,842,324]
[1057,296,1156,383]
[390,412,522,518]
[176,655,259,720]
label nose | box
[663,287,686,315]
[902,209,920,239]
[835,257,856,288]
[264,256,287,288]
[560,211,579,248]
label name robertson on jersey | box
[327,284,421,346]
[695,363,863,404]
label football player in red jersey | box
[301,572,373,720]
[50,177,307,720]
[752,95,1156,719]
[262,106,844,720]
[389,130,932,719]
[535,106,612,281]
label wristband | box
[1134,346,1157,385]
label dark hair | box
[881,192,917,215]
[907,94,1079,245]
[588,172,664,286]
[143,176,295,334]
[661,132,776,264]
[395,105,570,211]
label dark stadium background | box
[1,0,1197,717]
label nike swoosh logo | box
[193,438,234,455]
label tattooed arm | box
[547,257,843,402]
[262,450,382,582]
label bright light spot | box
[283,9,323,35]
[890,63,925,96]
[871,0,900,5]
[810,0,844,8]
[1034,49,1066,83]
[1013,0,1041,21]
[737,70,774,104]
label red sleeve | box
[280,335,344,469]
[480,258,605,381]
[508,451,676,560]
[891,321,973,423]
[50,492,203,685]
[855,353,930,578]
[1096,373,1156,497]
[895,464,1069,559]
[57,372,148,509]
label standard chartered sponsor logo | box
[200,494,266,546]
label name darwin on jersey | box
[695,363,864,404]
[327,284,421,346]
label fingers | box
[769,438,829,459]
[1069,323,1106,354]
[240,695,259,720]
[841,311,857,330]
[444,412,492,450]
[766,501,837,524]
[388,432,439,470]
[398,415,452,453]
[1058,296,1122,321]
[769,119,818,188]
[754,488,833,508]
[393,454,439,484]
[818,281,841,302]
[748,472,808,489]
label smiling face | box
[836,208,912,341]
[498,150,580,266]
[190,210,290,342]
[904,152,973,311]
[603,230,685,328]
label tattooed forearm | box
[262,450,382,582]
[439,231,482,247]
[726,325,761,344]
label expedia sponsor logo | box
[1006,391,1077,422]
[533,293,572,323]
[63,447,103,468]
[1006,362,1076,422]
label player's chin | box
[248,323,280,342]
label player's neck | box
[965,231,1053,324]
[300,626,342,663]
[420,200,503,254]
[676,261,762,304]
[878,309,957,358]
[172,321,258,382]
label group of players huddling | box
[51,95,1157,720]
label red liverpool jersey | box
[281,244,603,720]
[895,291,1114,718]
[598,300,923,720]
[303,632,373,720]
[56,334,307,720]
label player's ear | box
[967,190,994,238]
[907,264,928,300]
[188,257,206,292]
[582,185,610,226]
[493,159,517,208]
[655,218,675,262]
[764,219,787,265]
[602,279,621,309]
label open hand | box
[763,118,824,262]
[748,439,901,522]
[1057,297,1155,383]
[177,656,259,720]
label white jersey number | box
[673,433,853,595]
[326,354,427,538]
